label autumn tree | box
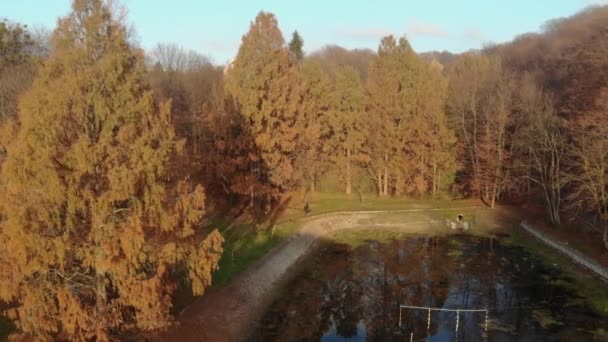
[0,20,39,164]
[225,12,310,203]
[366,36,456,197]
[0,20,52,124]
[288,30,304,62]
[565,88,608,249]
[148,45,222,154]
[308,45,375,81]
[297,60,332,194]
[447,54,513,207]
[0,1,223,340]
[366,36,418,196]
[414,61,458,196]
[326,66,365,194]
[512,75,565,225]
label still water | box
[252,234,608,341]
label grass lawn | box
[210,193,483,287]
[503,229,608,317]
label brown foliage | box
[307,45,375,82]
[366,36,457,197]
[0,1,222,339]
[225,12,318,196]
[447,54,513,206]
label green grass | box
[503,229,608,316]
[296,192,478,216]
[210,218,301,287]
[210,193,482,287]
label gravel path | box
[156,207,482,342]
[520,221,608,282]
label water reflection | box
[321,319,366,341]
[253,235,607,341]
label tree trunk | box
[382,153,388,196]
[490,182,497,209]
[602,216,608,250]
[265,193,272,214]
[377,168,382,197]
[603,225,608,250]
[395,173,402,196]
[346,148,352,195]
[432,162,438,195]
[250,189,255,209]
[552,209,561,226]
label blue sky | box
[2,0,606,64]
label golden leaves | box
[0,1,223,339]
[188,229,224,296]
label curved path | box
[156,206,483,342]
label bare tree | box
[447,54,513,207]
[513,75,565,225]
[566,88,608,249]
[150,42,210,72]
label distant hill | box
[485,5,608,116]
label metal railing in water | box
[399,304,489,341]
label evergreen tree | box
[298,61,332,193]
[366,36,456,196]
[327,66,365,194]
[226,12,306,196]
[0,1,223,340]
[412,61,458,195]
[366,36,418,195]
[288,30,304,62]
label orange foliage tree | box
[326,66,366,195]
[225,12,317,205]
[0,1,223,340]
[297,61,332,195]
[366,36,456,196]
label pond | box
[251,234,608,341]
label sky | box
[2,0,607,65]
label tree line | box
[0,0,606,339]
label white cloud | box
[406,19,448,38]
[463,27,487,42]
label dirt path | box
[156,207,483,342]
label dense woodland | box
[0,0,607,340]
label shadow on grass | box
[0,315,15,341]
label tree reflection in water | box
[252,235,607,341]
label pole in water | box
[484,309,488,333]
[427,308,431,342]
[455,309,460,340]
